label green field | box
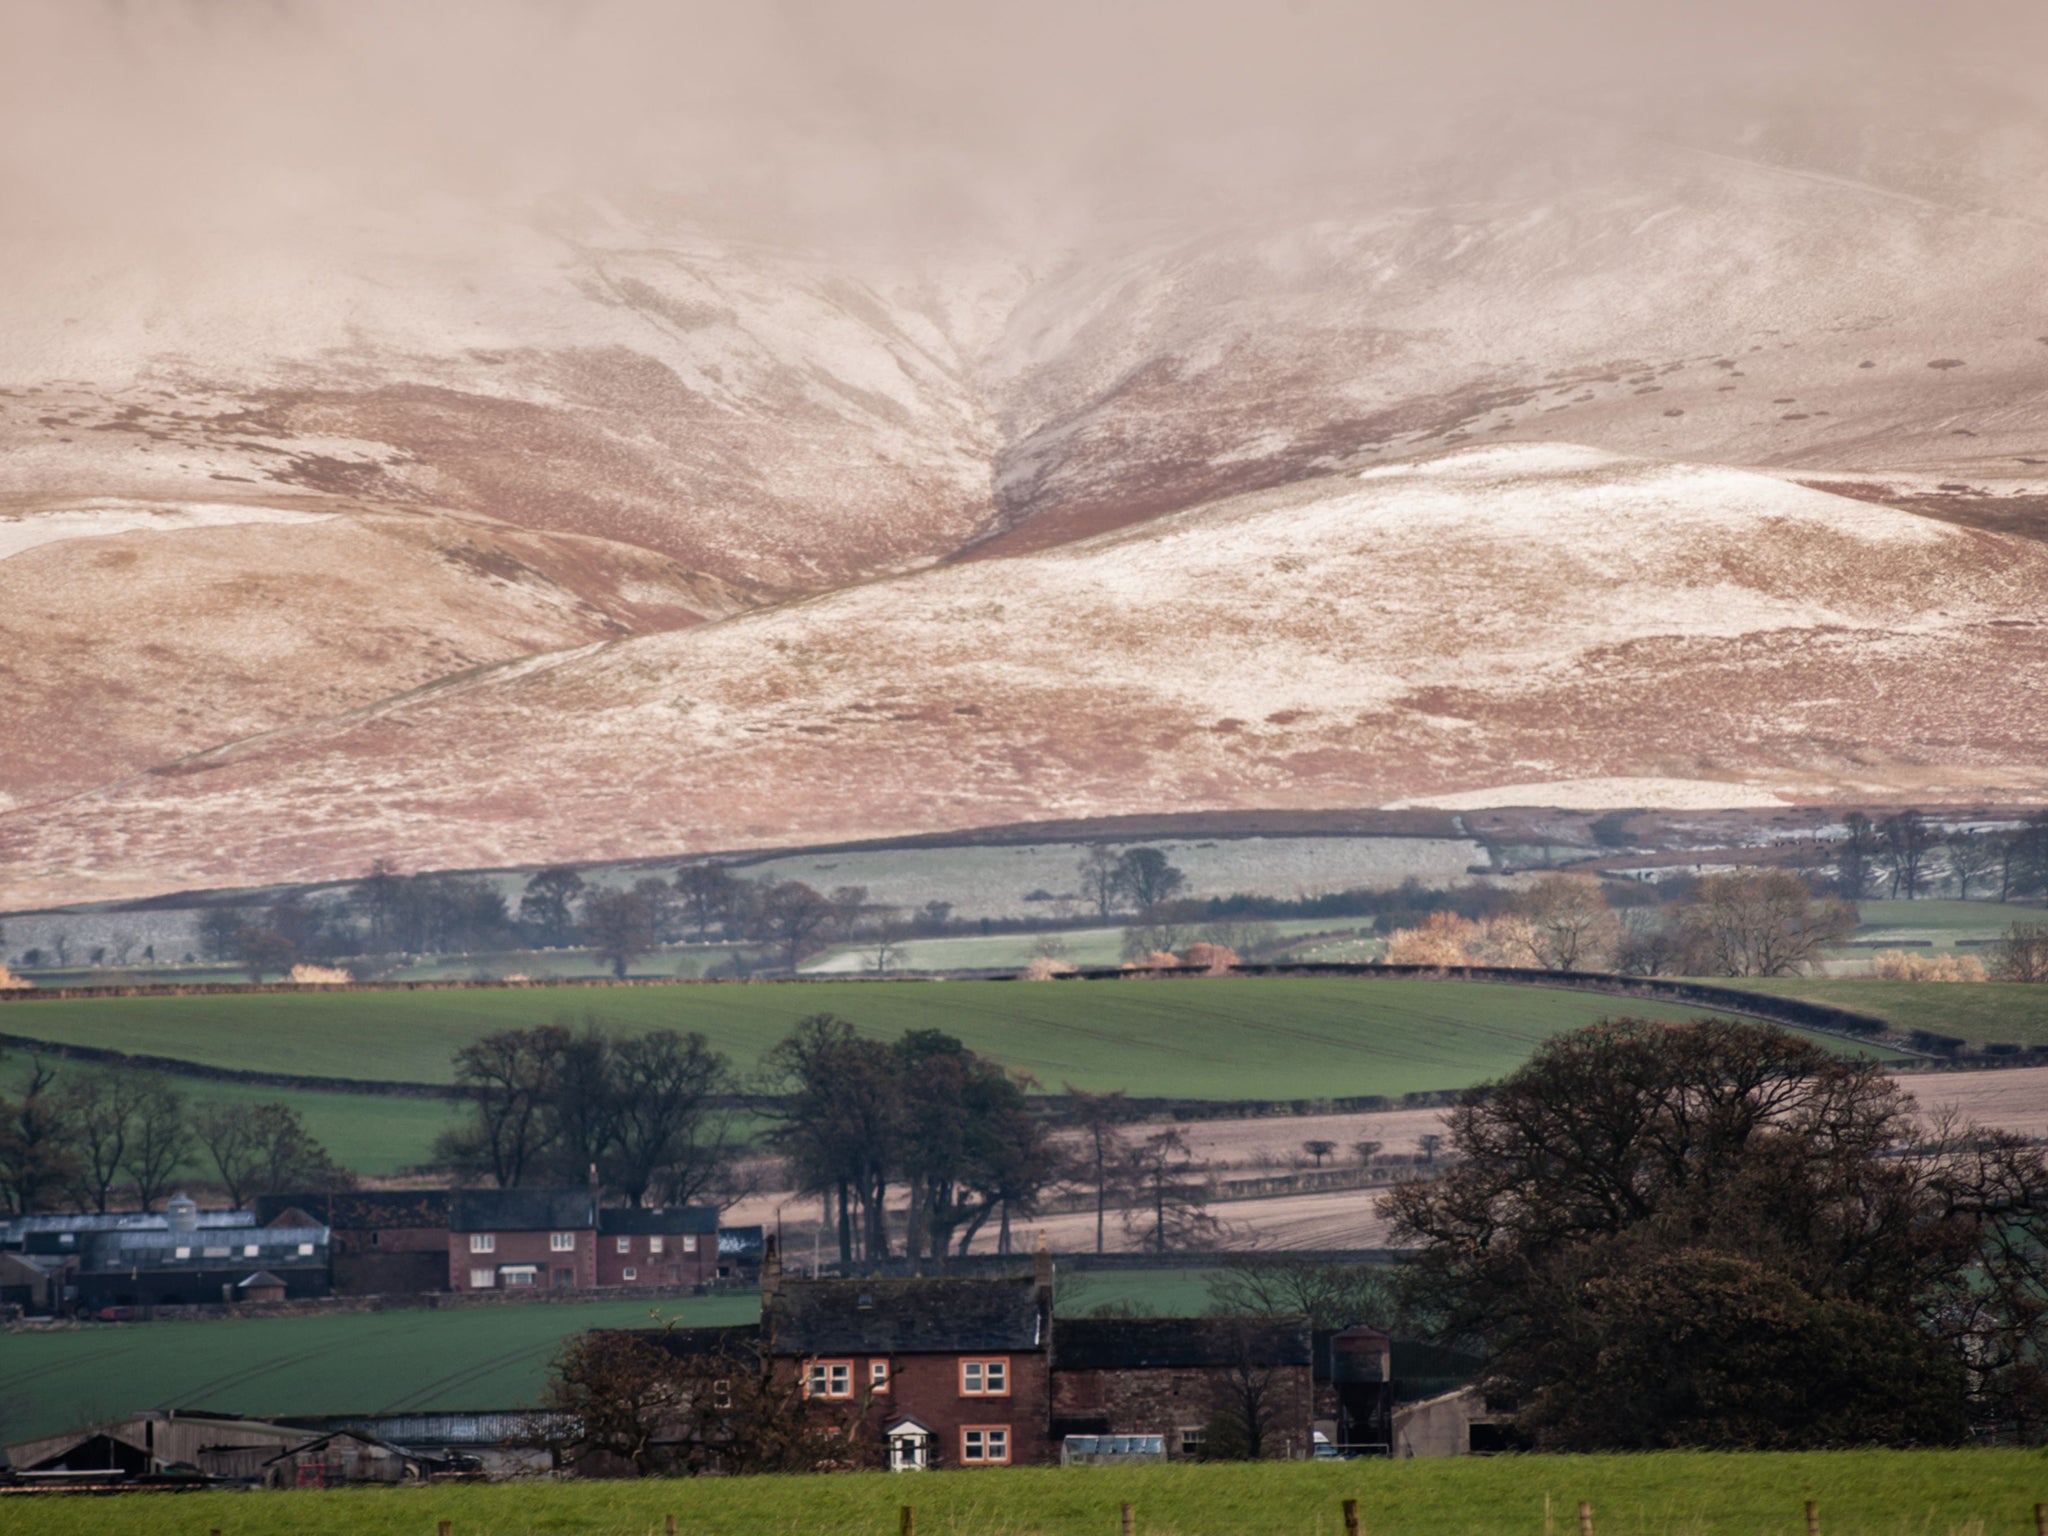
[0,1273,1218,1447]
[0,1054,460,1178]
[1851,899,2032,947]
[0,978,1795,1102]
[0,1452,2039,1535]
[1722,981,2048,1047]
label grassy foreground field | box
[0,978,1792,1101]
[2,1452,2041,1536]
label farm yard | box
[0,1451,2039,1536]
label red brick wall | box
[596,1230,717,1287]
[1052,1364,1316,1460]
[774,1350,1055,1467]
[449,1230,594,1290]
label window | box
[470,1233,495,1253]
[806,1360,854,1398]
[960,1426,1010,1464]
[870,1360,891,1392]
[960,1358,1009,1396]
[244,1244,260,1258]
[174,1246,191,1260]
[504,1267,537,1287]
[649,1235,663,1255]
[622,1266,638,1281]
[682,1233,698,1252]
[550,1232,575,1252]
[712,1378,732,1410]
[203,1246,228,1258]
[469,1267,496,1288]
[296,1243,314,1257]
[616,1235,632,1254]
[1178,1427,1206,1458]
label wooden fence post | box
[1805,1501,1818,1536]
[438,1522,452,1536]
[1343,1497,1361,1536]
[1578,1501,1593,1536]
[666,1516,678,1536]
[899,1505,915,1536]
[1121,1502,1136,1536]
[2034,1503,2045,1536]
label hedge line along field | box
[1721,980,2048,1047]
[0,978,1807,1101]
[1,1452,2040,1536]
[0,1274,1212,1445]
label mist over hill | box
[4,0,2047,906]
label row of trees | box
[439,1014,1226,1261]
[1834,809,2048,902]
[0,1051,344,1215]
[435,1020,734,1207]
[1379,870,1859,978]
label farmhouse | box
[626,1240,1335,1471]
[597,1205,720,1286]
[450,1188,598,1291]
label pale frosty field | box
[729,835,1488,924]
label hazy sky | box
[4,0,2045,246]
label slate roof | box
[257,1191,455,1230]
[1053,1317,1313,1372]
[767,1275,1046,1356]
[641,1322,765,1359]
[450,1189,594,1232]
[597,1206,718,1235]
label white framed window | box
[297,1242,314,1256]
[712,1378,733,1409]
[1179,1426,1206,1457]
[550,1232,575,1252]
[871,1360,891,1392]
[469,1267,496,1288]
[961,1426,1010,1464]
[623,1266,638,1281]
[470,1233,495,1253]
[806,1360,854,1398]
[174,1246,191,1260]
[203,1246,228,1258]
[649,1235,664,1255]
[682,1233,697,1252]
[504,1268,536,1287]
[616,1235,632,1254]
[243,1244,260,1258]
[960,1358,1009,1396]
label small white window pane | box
[174,1246,191,1260]
[469,1267,495,1288]
[682,1234,697,1252]
[617,1235,631,1253]
[297,1242,314,1256]
[623,1266,637,1281]
[649,1236,663,1254]
[244,1245,259,1257]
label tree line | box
[440,1013,1226,1259]
[0,1050,344,1216]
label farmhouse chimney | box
[761,1234,782,1301]
[1033,1231,1052,1299]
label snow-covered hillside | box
[6,447,2042,908]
